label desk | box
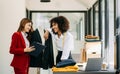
[53,70,116,74]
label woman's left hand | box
[44,30,49,40]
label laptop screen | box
[85,58,103,71]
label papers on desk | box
[76,63,86,71]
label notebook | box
[85,58,103,71]
[29,41,46,57]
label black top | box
[29,29,54,69]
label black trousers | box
[56,51,72,64]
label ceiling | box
[26,0,97,11]
[75,0,97,8]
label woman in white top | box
[45,16,74,64]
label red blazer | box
[9,32,30,69]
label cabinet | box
[85,41,101,59]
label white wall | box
[117,0,120,16]
[0,0,25,74]
[107,0,115,70]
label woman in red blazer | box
[9,18,35,74]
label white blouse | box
[48,29,74,60]
[21,32,30,47]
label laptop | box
[85,58,103,71]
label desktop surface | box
[53,62,116,74]
[53,70,116,74]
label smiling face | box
[23,22,32,33]
[51,22,60,34]
[50,16,70,35]
[17,18,33,33]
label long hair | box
[17,18,34,41]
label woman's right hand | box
[24,46,35,52]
